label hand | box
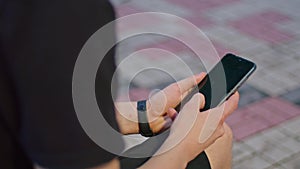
[139,92,239,169]
[146,73,206,133]
[159,92,239,163]
[114,73,206,135]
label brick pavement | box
[111,0,300,168]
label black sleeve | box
[1,0,124,168]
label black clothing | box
[0,1,123,169]
[119,130,211,169]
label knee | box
[222,123,233,144]
[204,123,233,169]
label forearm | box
[138,145,188,169]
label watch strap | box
[137,100,154,137]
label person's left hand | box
[146,73,206,133]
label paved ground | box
[111,0,300,168]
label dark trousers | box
[119,131,211,169]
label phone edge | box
[217,63,257,107]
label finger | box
[161,116,173,132]
[182,93,203,112]
[220,92,239,123]
[199,93,205,110]
[198,93,238,144]
[151,116,164,126]
[150,116,164,133]
[173,73,206,95]
[195,72,207,84]
[183,92,205,110]
[152,116,172,133]
[167,108,178,120]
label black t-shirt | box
[0,0,124,168]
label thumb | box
[168,93,204,150]
[181,93,204,113]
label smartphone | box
[175,53,256,112]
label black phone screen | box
[175,53,256,112]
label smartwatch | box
[137,100,154,137]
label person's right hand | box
[160,92,239,163]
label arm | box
[96,92,239,169]
[141,92,239,169]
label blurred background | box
[110,0,300,168]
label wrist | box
[161,135,206,164]
[115,102,139,134]
[137,100,155,137]
[140,144,188,169]
[114,100,155,135]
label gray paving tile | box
[281,153,300,169]
[286,39,300,52]
[279,138,300,154]
[243,129,288,152]
[248,75,288,96]
[236,122,300,167]
[281,87,300,105]
[277,21,300,36]
[254,49,294,68]
[229,37,267,54]
[232,141,255,164]
[278,116,300,138]
[238,84,268,108]
[296,135,300,143]
[205,1,268,23]
[272,1,300,20]
[261,144,294,164]
[265,164,286,169]
[241,43,274,56]
[247,62,300,96]
[233,155,272,169]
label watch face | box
[137,100,147,111]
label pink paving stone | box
[229,10,294,44]
[262,97,300,117]
[138,33,236,60]
[260,10,291,23]
[258,29,293,43]
[226,108,251,127]
[167,0,240,12]
[228,97,300,141]
[232,117,269,141]
[115,4,143,17]
[129,88,151,101]
[247,102,290,125]
[117,88,151,101]
[116,8,166,33]
[135,34,230,60]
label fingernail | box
[168,108,176,113]
[164,118,172,129]
[195,74,202,79]
[172,112,178,120]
